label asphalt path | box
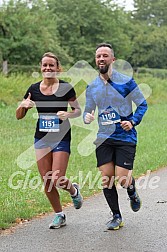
[0,168,167,252]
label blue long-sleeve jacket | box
[83,71,148,144]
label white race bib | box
[39,115,60,132]
[99,108,121,125]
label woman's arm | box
[16,93,35,120]
[57,97,81,120]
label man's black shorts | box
[95,139,136,170]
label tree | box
[46,0,133,65]
[128,0,167,68]
[0,0,70,66]
[127,22,167,68]
[133,0,167,26]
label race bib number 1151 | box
[39,115,60,132]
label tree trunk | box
[2,60,8,75]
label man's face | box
[95,47,115,74]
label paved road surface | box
[0,168,167,252]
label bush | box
[137,67,167,79]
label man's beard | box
[98,64,109,74]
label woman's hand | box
[16,93,35,119]
[21,93,35,109]
[57,111,69,120]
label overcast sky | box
[115,0,134,11]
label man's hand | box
[85,110,95,124]
[120,121,133,131]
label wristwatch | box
[130,120,135,127]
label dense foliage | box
[0,0,167,68]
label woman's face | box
[41,56,59,78]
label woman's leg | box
[35,148,62,213]
[51,151,76,195]
[51,151,83,210]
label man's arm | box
[129,79,148,126]
[83,85,96,124]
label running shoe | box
[107,214,124,230]
[71,183,83,209]
[129,191,141,212]
[49,214,66,229]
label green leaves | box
[47,0,133,65]
[0,0,67,65]
[133,0,167,26]
[0,0,166,69]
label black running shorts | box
[95,139,136,170]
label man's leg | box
[116,166,141,212]
[99,162,124,230]
[99,162,122,216]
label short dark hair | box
[96,43,114,56]
[96,43,113,51]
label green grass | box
[134,74,167,105]
[0,73,87,107]
[0,72,167,229]
[134,104,167,176]
[137,67,167,79]
[1,72,167,106]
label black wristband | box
[130,120,135,127]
